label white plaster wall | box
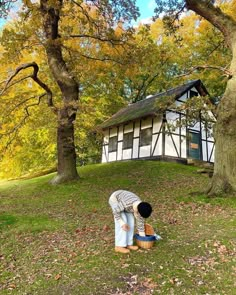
[152,133,162,156]
[208,142,215,162]
[190,121,201,131]
[166,111,179,121]
[117,142,123,161]
[103,130,109,144]
[181,137,187,158]
[191,87,198,93]
[166,111,180,133]
[118,126,123,141]
[141,118,152,129]
[201,124,207,140]
[153,117,162,133]
[124,123,133,133]
[202,140,207,162]
[181,92,188,101]
[110,127,118,137]
[109,152,117,162]
[123,149,132,160]
[139,145,151,158]
[181,126,187,136]
[207,129,214,141]
[175,93,187,107]
[132,138,139,158]
[165,134,178,157]
[102,145,109,163]
[102,153,106,163]
[173,135,180,156]
[175,100,183,107]
[134,121,140,137]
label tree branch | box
[1,62,56,109]
[80,53,125,65]
[62,44,125,65]
[0,93,46,137]
[70,34,125,45]
[185,0,236,46]
[71,0,100,30]
[5,95,42,116]
[0,93,46,153]
[175,64,232,78]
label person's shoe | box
[115,246,130,254]
[127,245,139,251]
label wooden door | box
[188,131,201,160]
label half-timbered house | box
[98,80,215,164]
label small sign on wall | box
[190,143,199,149]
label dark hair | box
[137,202,152,218]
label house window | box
[108,136,118,152]
[140,128,152,146]
[123,132,133,149]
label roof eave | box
[98,112,160,131]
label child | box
[109,190,152,254]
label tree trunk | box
[40,0,79,184]
[184,1,236,196]
[207,37,236,195]
[50,109,79,184]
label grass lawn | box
[0,160,235,294]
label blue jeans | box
[109,195,135,247]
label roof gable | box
[98,80,208,130]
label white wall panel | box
[109,152,117,162]
[139,145,151,158]
[132,138,139,158]
[166,111,180,133]
[153,117,162,133]
[166,111,179,121]
[181,137,187,158]
[175,93,187,106]
[180,93,188,101]
[165,134,178,157]
[141,118,152,129]
[110,127,118,137]
[134,121,140,137]
[208,142,215,162]
[118,126,123,141]
[175,100,183,107]
[201,124,207,140]
[207,129,214,141]
[124,123,133,133]
[190,121,201,131]
[173,135,180,156]
[102,145,108,163]
[181,126,187,136]
[202,140,207,161]
[190,87,198,93]
[103,130,109,144]
[117,142,123,161]
[123,149,132,160]
[152,134,162,156]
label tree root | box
[49,173,80,185]
[206,174,233,197]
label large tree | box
[155,0,236,195]
[0,0,139,184]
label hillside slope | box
[0,161,235,294]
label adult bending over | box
[109,190,152,254]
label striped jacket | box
[109,190,145,234]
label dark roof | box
[98,79,208,130]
